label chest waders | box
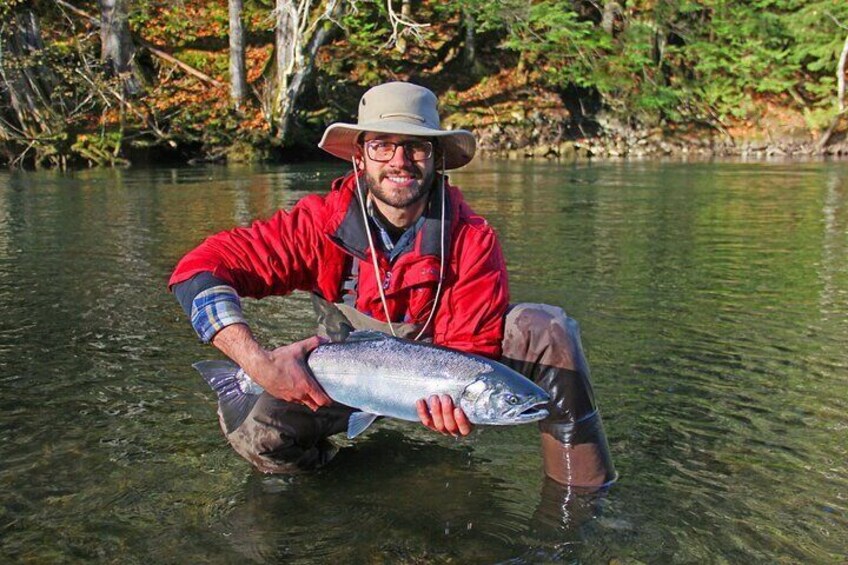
[334,246,615,487]
[221,290,615,487]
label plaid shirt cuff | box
[190,285,247,343]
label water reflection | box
[0,161,846,562]
[217,430,607,563]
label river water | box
[0,160,845,563]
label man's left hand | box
[416,394,473,436]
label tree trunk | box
[229,0,247,109]
[1,9,50,125]
[817,33,848,150]
[271,0,295,134]
[100,0,142,96]
[268,0,341,142]
[396,0,412,53]
[838,33,848,114]
[280,15,338,139]
[462,7,476,68]
[601,1,621,36]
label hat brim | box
[319,120,476,170]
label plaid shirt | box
[366,199,424,263]
[189,285,248,343]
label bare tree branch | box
[385,0,429,48]
[816,26,848,150]
[837,33,848,113]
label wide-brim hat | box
[319,82,476,170]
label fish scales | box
[309,335,491,421]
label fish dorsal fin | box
[347,411,380,439]
[311,293,355,342]
[345,330,390,343]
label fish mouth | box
[509,400,550,423]
[518,402,550,422]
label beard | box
[364,164,436,209]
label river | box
[0,159,845,563]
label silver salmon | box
[194,330,550,439]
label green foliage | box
[783,0,848,103]
[673,2,795,120]
[803,105,838,131]
[450,0,531,35]
[71,131,130,166]
[504,2,609,86]
[175,49,224,76]
[321,1,413,85]
[342,1,391,51]
[436,0,848,127]
[6,0,848,168]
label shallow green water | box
[0,160,845,563]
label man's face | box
[360,133,436,210]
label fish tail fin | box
[193,360,242,394]
[192,360,262,434]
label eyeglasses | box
[364,139,434,162]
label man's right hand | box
[211,324,332,411]
[251,336,333,411]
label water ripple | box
[2,162,847,563]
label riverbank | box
[51,123,848,170]
[112,77,848,168]
[4,1,846,170]
[454,89,848,162]
[474,124,848,162]
[97,92,848,169]
[220,108,848,166]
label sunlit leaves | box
[447,0,848,125]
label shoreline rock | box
[473,123,848,162]
[6,117,847,170]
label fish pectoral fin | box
[347,411,380,439]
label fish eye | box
[507,395,519,405]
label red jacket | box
[169,173,510,358]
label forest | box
[2,0,848,168]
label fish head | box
[459,370,551,425]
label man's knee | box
[502,304,616,487]
[501,302,598,425]
[502,302,586,372]
[219,393,350,474]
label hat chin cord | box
[351,156,446,341]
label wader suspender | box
[340,256,359,308]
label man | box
[169,82,616,486]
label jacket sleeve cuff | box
[190,285,247,343]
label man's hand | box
[212,324,332,411]
[249,336,333,411]
[416,394,473,436]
